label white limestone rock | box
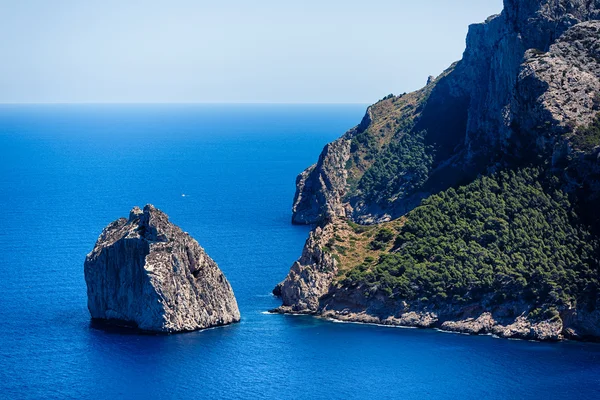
[84,205,240,333]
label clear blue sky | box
[0,0,502,104]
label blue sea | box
[1,104,600,399]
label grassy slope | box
[342,64,471,213]
[343,75,439,204]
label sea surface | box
[1,104,600,399]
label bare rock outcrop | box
[516,21,600,150]
[84,205,240,333]
[291,108,373,225]
[291,139,352,225]
[272,223,338,313]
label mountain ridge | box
[292,0,600,226]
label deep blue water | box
[1,104,600,399]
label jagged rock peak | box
[504,0,600,29]
[84,204,240,333]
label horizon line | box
[0,101,371,106]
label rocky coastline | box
[272,306,600,342]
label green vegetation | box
[369,228,396,250]
[348,221,368,234]
[343,85,432,197]
[349,130,378,161]
[358,131,432,207]
[341,65,465,214]
[342,168,600,308]
[572,112,600,151]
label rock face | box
[291,0,600,226]
[84,205,240,333]
[291,139,352,225]
[517,20,600,144]
[273,223,339,312]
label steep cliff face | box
[272,222,340,313]
[459,0,599,156]
[85,205,240,333]
[292,0,600,226]
[516,19,600,231]
[291,139,352,225]
[517,21,600,147]
[278,0,600,341]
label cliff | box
[273,223,339,312]
[84,205,240,333]
[276,0,600,341]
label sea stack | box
[84,204,240,333]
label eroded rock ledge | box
[84,204,240,333]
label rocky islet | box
[84,204,240,333]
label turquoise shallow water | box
[1,104,600,399]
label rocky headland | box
[85,204,240,333]
[275,0,600,341]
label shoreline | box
[269,307,600,343]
